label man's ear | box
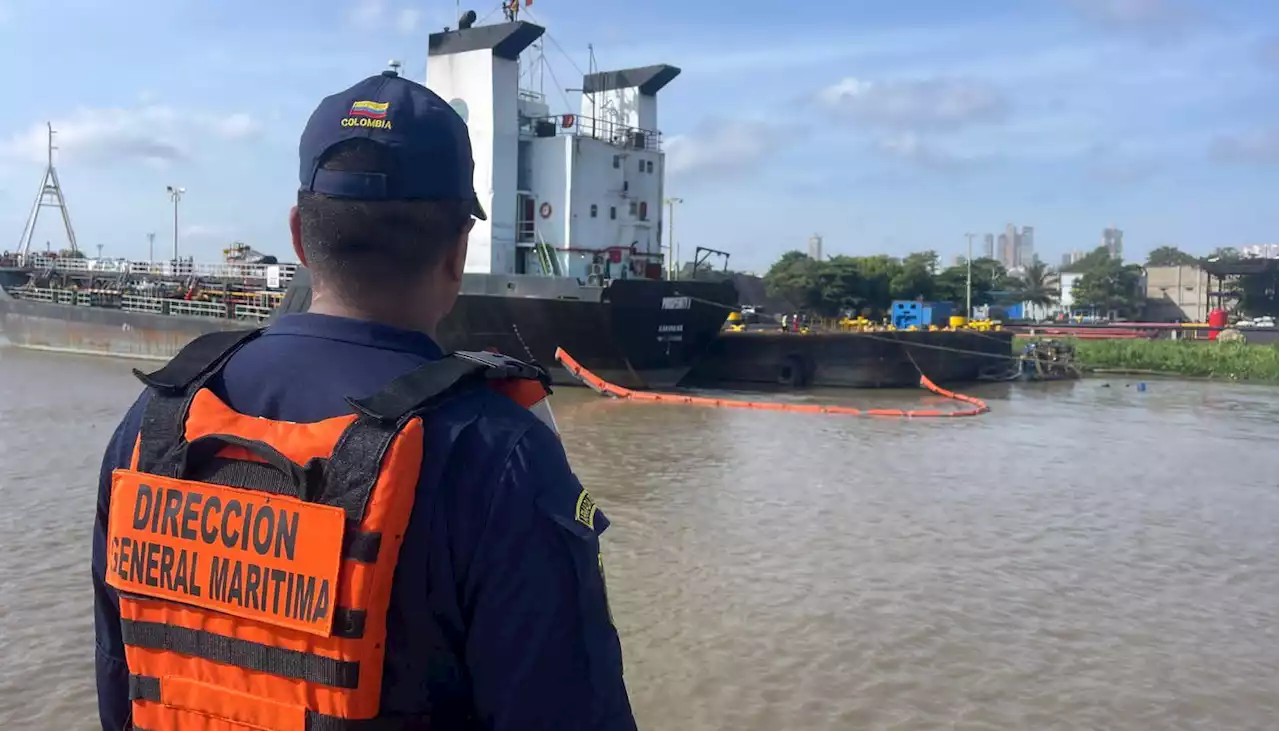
[289,206,308,266]
[444,219,475,282]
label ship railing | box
[168,300,232,319]
[9,286,97,307]
[11,287,55,303]
[234,304,274,322]
[522,114,662,152]
[12,286,277,322]
[121,295,165,314]
[18,254,299,287]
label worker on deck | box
[92,69,636,730]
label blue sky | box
[0,0,1275,273]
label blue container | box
[891,300,954,329]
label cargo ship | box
[0,14,739,389]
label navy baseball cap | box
[299,69,486,220]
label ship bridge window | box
[639,201,648,220]
[612,155,620,169]
[629,201,638,216]
[610,206,617,220]
[646,161,654,173]
[590,204,598,218]
[638,159,645,172]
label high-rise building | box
[1101,226,1123,259]
[1061,249,1088,267]
[807,233,823,261]
[983,233,994,260]
[998,223,1017,268]
[1019,226,1035,266]
[988,223,1037,270]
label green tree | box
[1070,255,1145,317]
[811,256,866,316]
[1060,246,1114,273]
[847,254,900,314]
[763,251,820,311]
[1008,258,1059,309]
[890,251,938,301]
[934,257,1009,310]
[1208,247,1241,261]
[1145,245,1198,267]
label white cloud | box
[1209,128,1279,166]
[0,106,260,166]
[665,118,794,180]
[877,132,948,165]
[874,132,983,172]
[208,112,259,140]
[1066,0,1199,39]
[816,76,1008,131]
[395,8,421,35]
[1077,141,1161,183]
[348,0,384,29]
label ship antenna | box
[17,122,78,260]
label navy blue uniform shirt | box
[92,313,637,730]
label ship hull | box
[0,271,738,390]
[272,269,738,389]
[683,330,1016,388]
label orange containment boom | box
[554,348,989,418]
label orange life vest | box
[103,328,556,730]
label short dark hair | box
[297,138,472,303]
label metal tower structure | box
[17,122,78,258]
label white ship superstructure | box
[425,18,678,282]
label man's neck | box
[307,294,439,339]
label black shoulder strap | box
[345,350,549,423]
[133,328,264,476]
[133,328,264,393]
[321,351,549,521]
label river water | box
[0,345,1275,730]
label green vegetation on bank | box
[1020,338,1279,382]
[707,243,1276,320]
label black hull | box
[0,270,738,390]
[683,330,1016,388]
[274,268,737,389]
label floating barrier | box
[554,348,989,418]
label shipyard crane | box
[692,246,731,278]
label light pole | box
[665,197,683,279]
[147,232,155,265]
[963,232,977,317]
[166,185,185,263]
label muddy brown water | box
[0,345,1275,729]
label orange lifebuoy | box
[539,202,553,218]
[561,114,575,128]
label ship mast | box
[17,122,79,259]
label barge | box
[684,329,1015,389]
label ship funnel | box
[458,10,476,29]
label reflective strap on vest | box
[129,675,431,730]
[122,619,360,688]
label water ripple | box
[1,346,1276,730]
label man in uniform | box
[92,69,637,730]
